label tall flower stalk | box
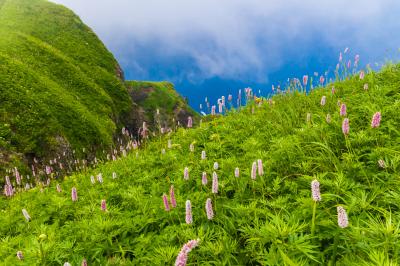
[185,200,192,224]
[311,180,321,235]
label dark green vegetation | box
[1,64,400,264]
[0,0,197,176]
[127,81,198,131]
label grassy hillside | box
[0,0,197,178]
[1,64,400,265]
[127,81,198,131]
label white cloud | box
[51,0,400,82]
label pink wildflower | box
[342,118,350,135]
[22,209,31,222]
[320,96,326,106]
[371,112,381,128]
[81,259,88,266]
[162,194,170,211]
[340,103,347,116]
[101,199,107,211]
[71,187,78,202]
[17,251,23,260]
[347,60,351,69]
[257,159,264,176]
[326,114,331,124]
[319,75,325,85]
[202,172,208,186]
[303,75,308,86]
[311,180,321,202]
[337,206,349,228]
[185,200,192,224]
[201,150,206,160]
[234,167,240,178]
[97,173,103,183]
[205,198,214,220]
[184,167,189,180]
[213,162,219,170]
[359,70,365,80]
[378,159,386,168]
[251,161,257,180]
[187,116,193,128]
[175,239,200,266]
[211,105,216,116]
[170,185,177,208]
[212,172,218,194]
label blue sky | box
[51,0,400,111]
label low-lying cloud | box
[51,0,400,84]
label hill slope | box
[0,0,131,167]
[0,0,196,177]
[1,64,400,264]
[127,81,198,132]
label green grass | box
[0,0,131,172]
[1,64,400,264]
[126,80,198,129]
[0,0,196,178]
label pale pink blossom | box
[202,172,208,186]
[187,116,193,128]
[359,70,365,80]
[311,180,321,202]
[201,150,206,160]
[326,114,331,124]
[303,75,308,86]
[337,206,349,228]
[71,187,78,202]
[22,209,31,222]
[257,159,264,176]
[101,199,107,211]
[185,200,192,224]
[162,194,170,211]
[212,172,218,194]
[371,112,381,128]
[234,167,240,178]
[170,185,177,208]
[184,167,189,180]
[320,96,326,106]
[319,75,325,85]
[205,198,214,220]
[213,162,219,170]
[175,239,200,266]
[342,118,350,135]
[251,161,257,180]
[378,159,386,168]
[340,103,347,116]
[17,251,23,260]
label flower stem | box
[311,201,317,235]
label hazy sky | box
[51,0,400,109]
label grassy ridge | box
[127,81,198,130]
[0,0,131,170]
[1,64,400,264]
